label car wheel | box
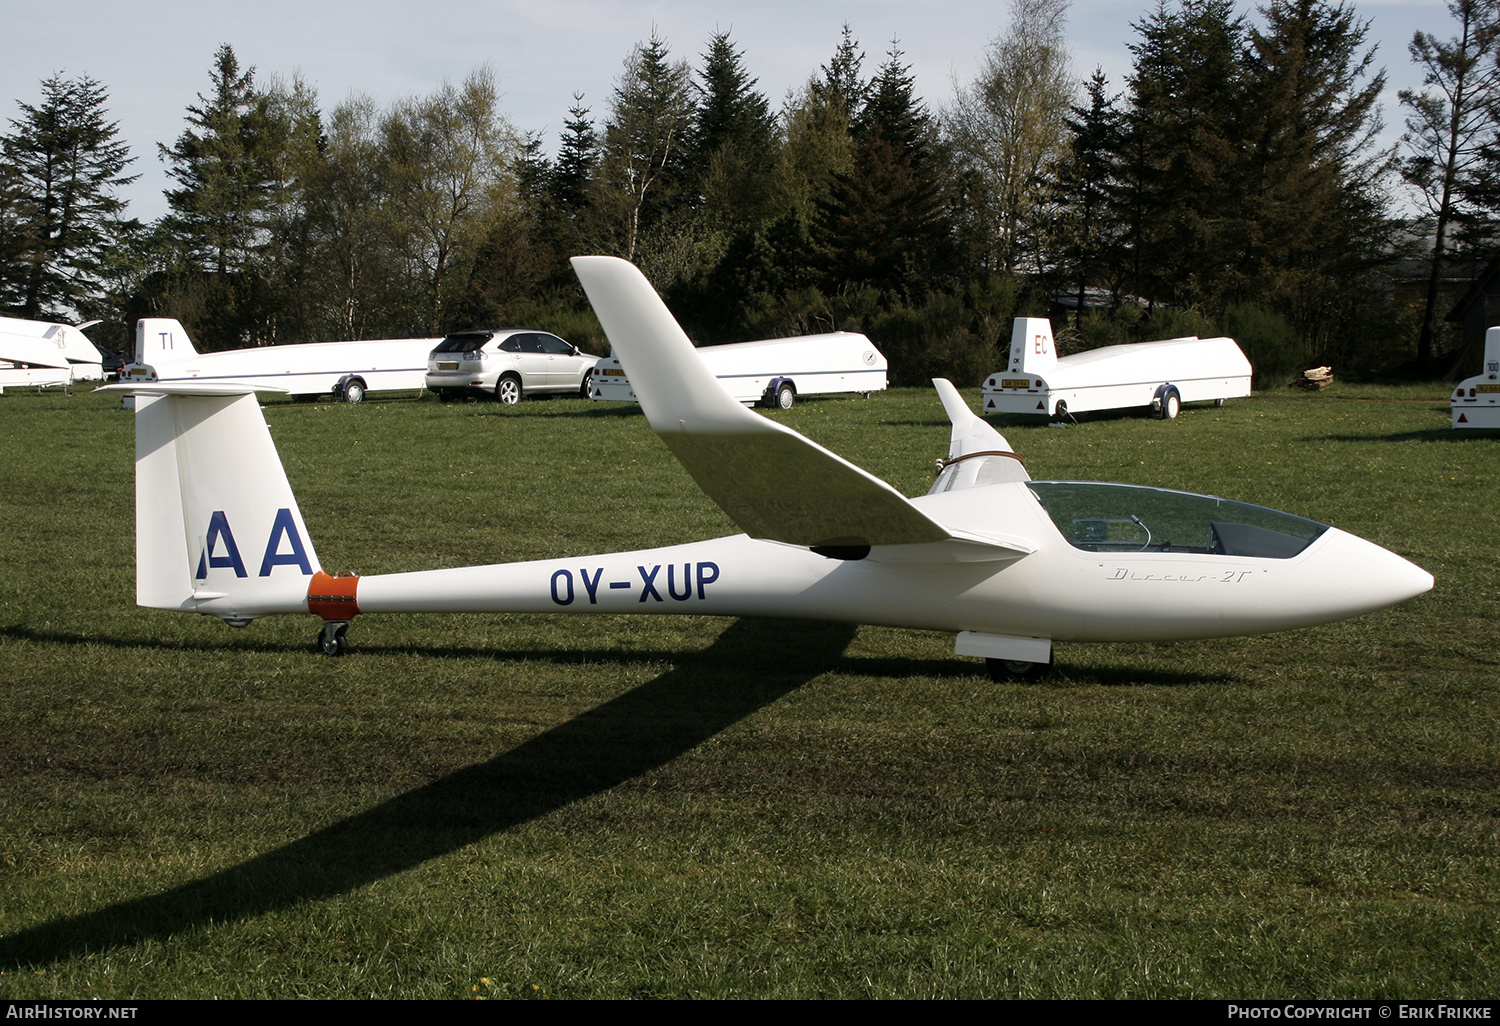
[775,382,795,409]
[343,380,365,404]
[579,369,594,400]
[496,375,522,405]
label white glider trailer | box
[590,331,887,408]
[120,318,440,403]
[982,317,1253,420]
[0,316,105,392]
[1451,326,1500,428]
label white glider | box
[590,329,887,408]
[121,317,439,404]
[0,315,105,391]
[982,318,1253,420]
[118,257,1432,678]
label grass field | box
[0,382,1494,999]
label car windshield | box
[434,331,493,354]
[1026,481,1329,558]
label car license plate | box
[438,362,458,370]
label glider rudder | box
[134,386,322,625]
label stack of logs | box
[1296,366,1334,390]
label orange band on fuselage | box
[307,570,360,620]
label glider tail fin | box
[135,387,321,623]
[132,317,199,368]
[929,379,1030,492]
[1009,317,1057,375]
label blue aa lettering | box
[696,561,720,599]
[551,569,574,605]
[259,508,314,576]
[197,510,248,579]
[579,567,603,604]
[638,564,663,602]
[667,563,692,601]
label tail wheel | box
[496,375,522,405]
[318,621,349,657]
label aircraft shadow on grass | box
[0,623,1235,688]
[1313,428,1485,444]
[0,616,854,969]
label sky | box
[1,0,1449,223]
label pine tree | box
[690,31,779,228]
[551,95,597,213]
[1,73,136,319]
[815,24,868,122]
[1240,0,1392,350]
[816,45,950,299]
[595,32,695,263]
[1057,68,1126,312]
[0,161,29,309]
[778,27,866,233]
[1122,0,1250,310]
[160,45,274,279]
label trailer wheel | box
[775,382,795,409]
[1162,390,1180,419]
[1055,400,1068,419]
[496,375,522,405]
[986,655,1053,681]
[1214,398,1225,408]
[343,380,366,404]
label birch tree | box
[947,0,1074,276]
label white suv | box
[426,329,597,403]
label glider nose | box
[1322,528,1433,615]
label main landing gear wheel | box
[986,655,1054,682]
[496,375,522,405]
[318,621,349,657]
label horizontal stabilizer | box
[100,381,291,396]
